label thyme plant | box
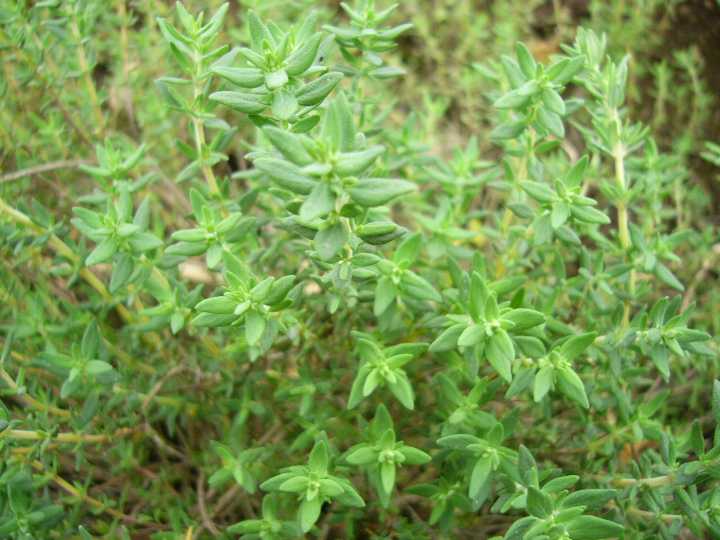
[1,2,718,539]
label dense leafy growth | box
[1,1,719,539]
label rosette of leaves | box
[626,224,687,292]
[514,155,611,246]
[406,477,473,527]
[208,442,264,494]
[625,296,711,380]
[347,334,427,410]
[71,185,163,292]
[370,232,442,319]
[137,278,203,335]
[345,404,430,506]
[425,136,498,199]
[251,93,415,260]
[260,439,364,533]
[430,271,545,382]
[437,422,518,503]
[414,198,481,259]
[0,467,64,538]
[324,0,412,79]
[210,11,340,123]
[435,374,501,431]
[79,140,147,191]
[35,323,116,399]
[164,188,256,269]
[227,494,300,540]
[523,332,596,409]
[503,448,623,540]
[491,42,584,141]
[192,253,296,357]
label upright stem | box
[192,68,221,197]
[613,141,635,326]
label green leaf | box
[110,253,134,293]
[380,461,395,494]
[245,310,266,346]
[296,72,343,106]
[469,272,488,321]
[211,66,264,88]
[272,89,299,120]
[195,295,237,315]
[533,365,554,402]
[526,486,553,518]
[301,182,335,222]
[192,312,237,328]
[486,329,514,382]
[86,237,119,266]
[400,271,442,302]
[556,366,589,408]
[469,455,492,499]
[521,181,556,203]
[537,108,565,138]
[346,446,378,465]
[388,372,414,409]
[430,324,465,353]
[655,262,684,291]
[315,221,348,260]
[254,158,316,194]
[399,446,431,465]
[491,120,526,140]
[542,88,566,115]
[571,205,610,225]
[458,324,485,348]
[278,476,309,493]
[129,232,163,252]
[298,497,322,533]
[265,69,288,90]
[210,91,268,114]
[263,126,312,165]
[309,440,329,473]
[348,178,416,207]
[560,332,597,361]
[515,42,537,78]
[494,89,532,109]
[286,33,322,76]
[335,146,385,176]
[503,309,545,331]
[551,202,571,229]
[393,232,422,267]
[347,367,370,409]
[86,360,113,375]
[374,276,396,317]
[566,515,624,539]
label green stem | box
[613,141,635,327]
[0,367,71,418]
[191,59,221,197]
[1,427,134,444]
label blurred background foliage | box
[2,0,719,189]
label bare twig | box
[682,243,720,310]
[0,159,91,184]
[197,473,221,537]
